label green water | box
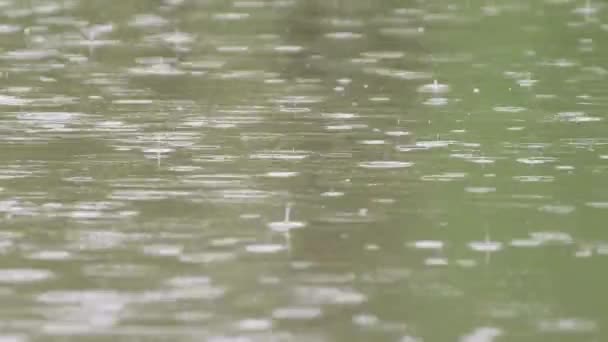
[0,0,607,341]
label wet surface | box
[1,0,608,341]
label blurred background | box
[0,0,607,341]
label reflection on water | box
[0,0,607,341]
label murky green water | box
[1,0,607,341]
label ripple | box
[142,244,183,257]
[218,189,273,200]
[0,24,21,34]
[385,130,410,137]
[493,106,526,113]
[465,187,496,194]
[0,94,30,106]
[272,307,322,320]
[516,157,556,165]
[379,27,425,36]
[128,64,186,76]
[297,286,367,305]
[421,172,467,182]
[513,175,554,182]
[110,190,191,201]
[539,204,575,215]
[268,220,306,231]
[213,12,250,21]
[423,97,448,106]
[586,202,608,209]
[0,335,25,342]
[178,251,236,264]
[27,250,72,260]
[37,290,125,304]
[417,80,450,93]
[538,318,597,333]
[82,264,155,278]
[236,319,273,331]
[325,32,363,39]
[273,45,303,53]
[245,244,286,254]
[416,140,454,149]
[468,240,503,252]
[364,67,431,80]
[166,276,211,287]
[129,14,169,28]
[1,49,58,60]
[0,269,53,283]
[408,240,444,250]
[529,231,573,244]
[321,191,344,197]
[509,239,543,248]
[361,51,404,59]
[250,151,309,160]
[425,257,449,266]
[17,111,84,123]
[352,313,379,327]
[460,327,502,342]
[263,171,299,178]
[358,161,413,169]
[555,111,601,123]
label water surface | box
[1,0,607,341]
